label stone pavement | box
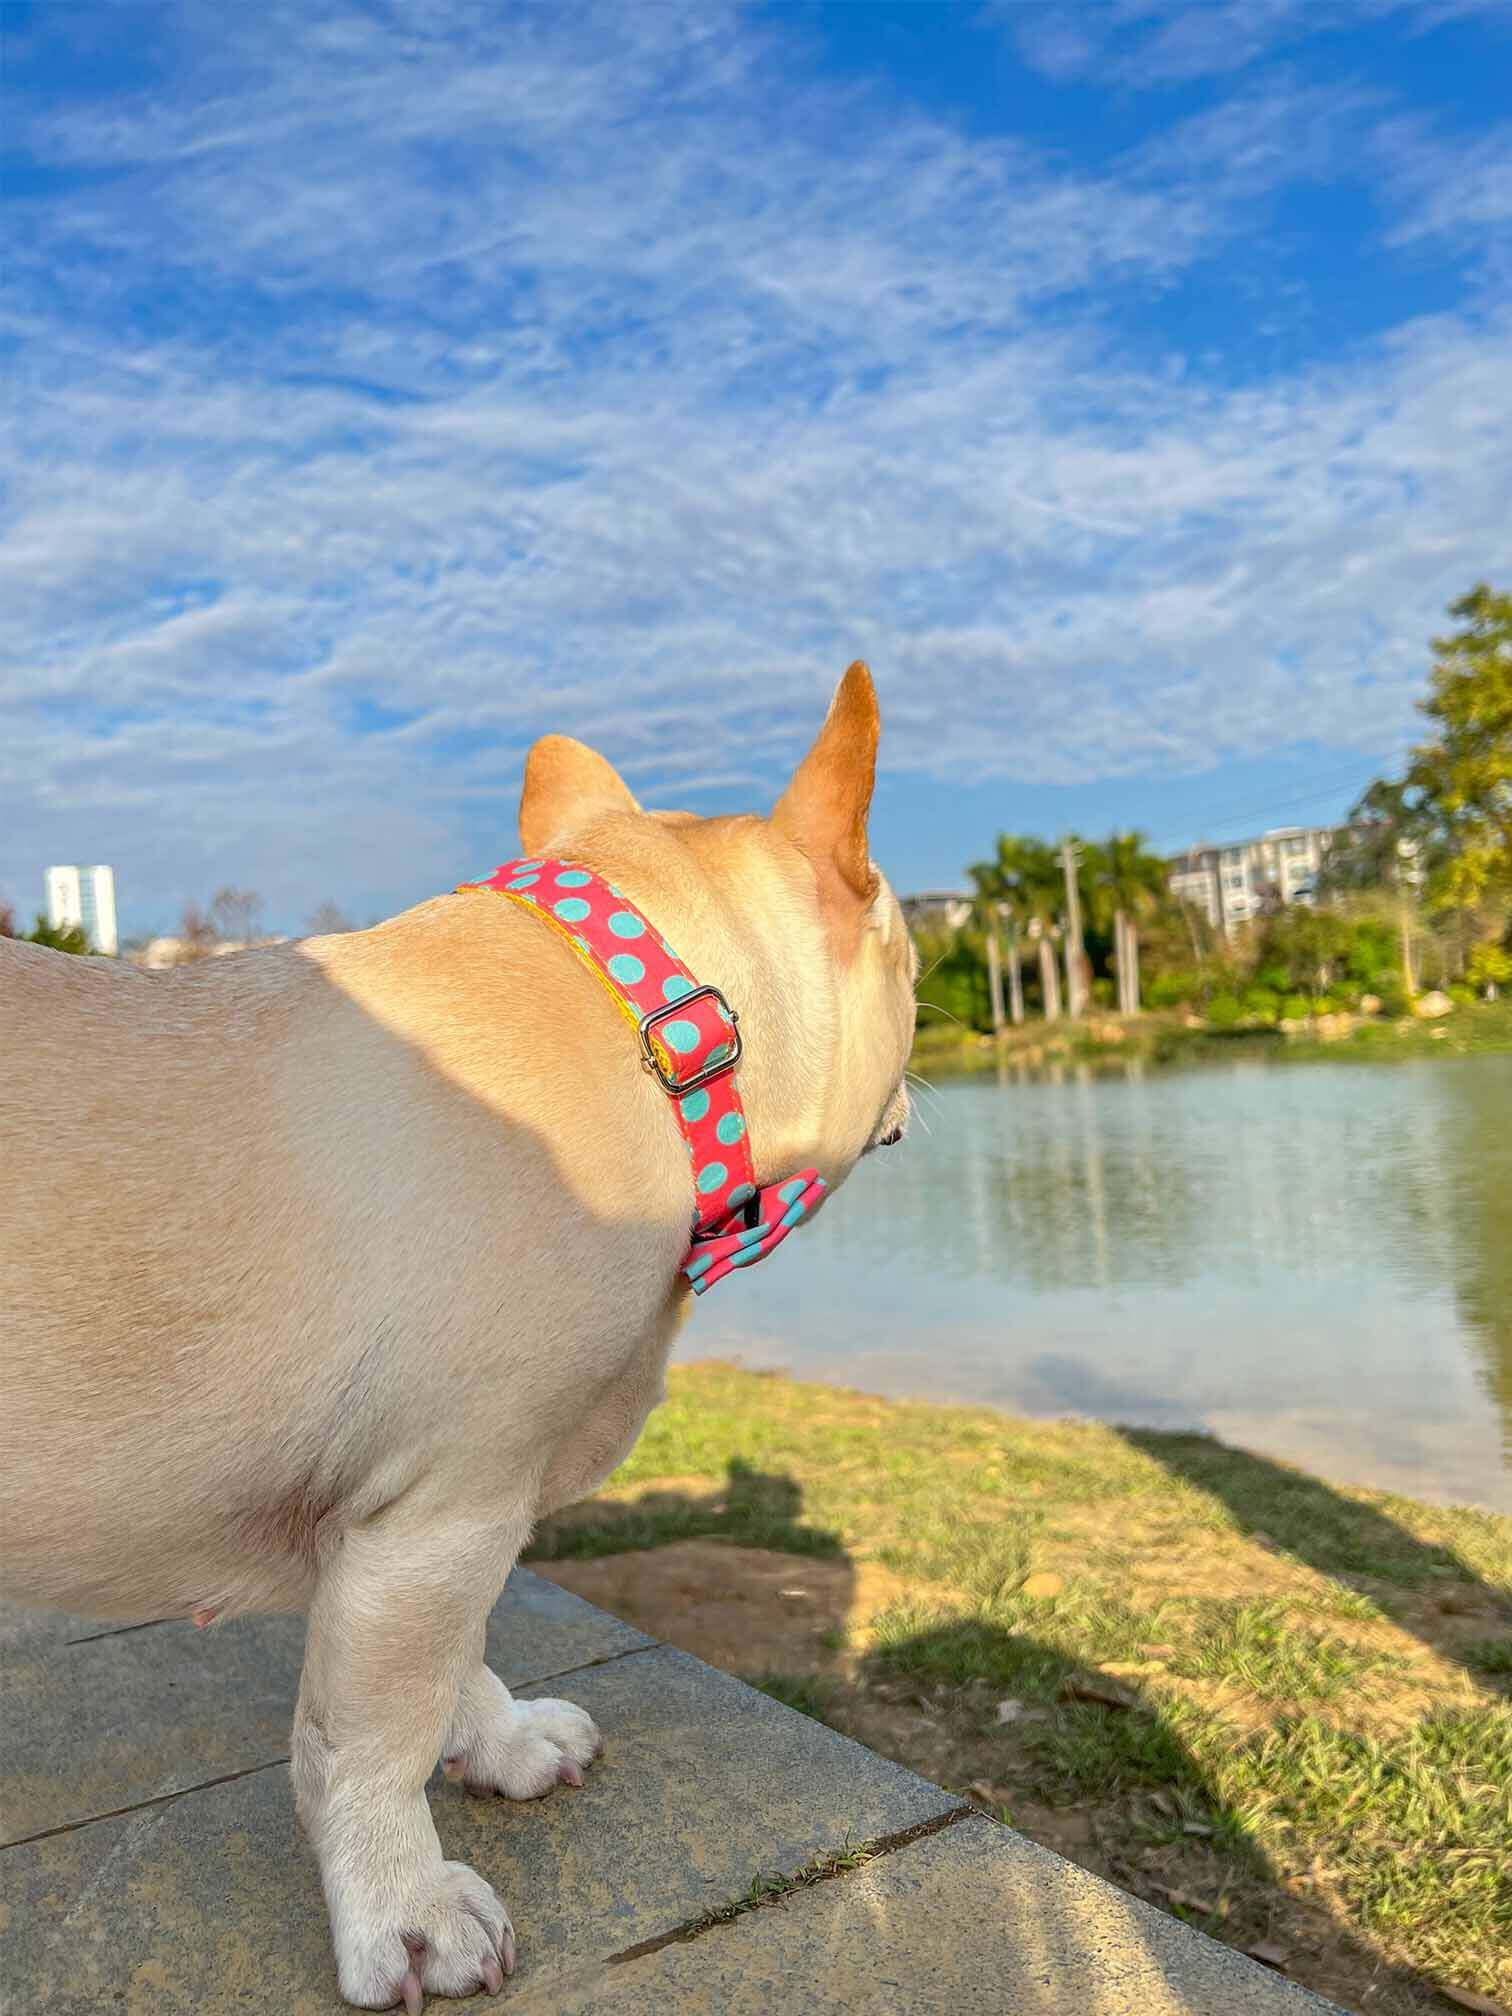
[1,1569,1339,2014]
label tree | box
[1255,907,1354,1000]
[968,836,1064,1022]
[175,902,220,962]
[1408,583,1512,912]
[21,912,91,955]
[1320,779,1434,896]
[306,900,354,936]
[1079,832,1167,935]
[1079,831,1168,1014]
[0,902,15,938]
[211,886,264,946]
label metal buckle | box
[638,986,743,1095]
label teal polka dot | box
[506,874,539,890]
[554,869,591,888]
[696,1161,728,1194]
[738,1222,769,1247]
[553,897,591,923]
[782,1200,807,1228]
[679,1088,711,1123]
[607,953,645,985]
[731,1245,762,1267]
[727,1183,755,1210]
[704,1042,732,1068]
[662,974,695,1003]
[716,1112,746,1146]
[779,1178,807,1204]
[608,911,645,939]
[661,1019,699,1055]
[685,1250,715,1280]
[514,861,543,872]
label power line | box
[1147,746,1412,855]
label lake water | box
[683,1053,1512,1510]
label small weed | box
[690,1841,875,1931]
[743,1670,840,1724]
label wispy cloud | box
[2,0,1508,925]
[1002,0,1510,87]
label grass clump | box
[743,1670,841,1724]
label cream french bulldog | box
[0,662,915,2009]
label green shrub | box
[1365,974,1407,1016]
[1242,986,1280,1022]
[1206,993,1244,1027]
[1280,994,1311,1021]
[1147,971,1201,1009]
[1448,983,1476,1006]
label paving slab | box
[0,1570,651,1845]
[0,1643,961,2013]
[534,1813,1339,2016]
[2,1578,1336,2016]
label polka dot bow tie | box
[457,857,827,1295]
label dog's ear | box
[519,736,640,854]
[773,661,880,927]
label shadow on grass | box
[531,1461,1479,2014]
[526,1456,845,1563]
[1115,1429,1511,1694]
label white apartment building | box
[45,864,118,955]
[1167,826,1340,938]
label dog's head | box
[517,662,915,1194]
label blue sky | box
[3,0,1510,935]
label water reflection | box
[1431,1061,1512,1450]
[687,1055,1512,1508]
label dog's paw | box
[443,1694,603,1801]
[335,1858,513,2011]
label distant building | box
[1166,826,1343,938]
[45,864,118,955]
[900,890,974,934]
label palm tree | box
[1085,831,1168,1014]
[968,836,1064,1023]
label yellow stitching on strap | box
[456,881,674,1076]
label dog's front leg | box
[440,1639,602,1799]
[292,1508,523,2011]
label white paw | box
[443,1689,603,1801]
[334,1857,513,2011]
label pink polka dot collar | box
[457,856,826,1295]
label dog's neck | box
[456,850,830,1294]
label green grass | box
[1167,1598,1399,1703]
[1463,1636,1512,1680]
[531,1363,1512,2009]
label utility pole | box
[985,907,1006,1038]
[1061,838,1088,1018]
[1396,838,1419,1000]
